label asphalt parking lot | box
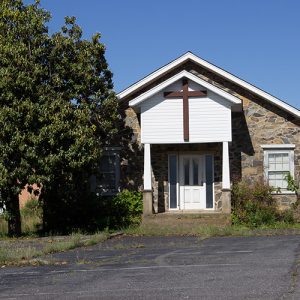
[1,235,300,299]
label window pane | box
[274,154,282,164]
[269,173,276,179]
[268,152,290,172]
[282,163,289,171]
[282,154,289,163]
[169,155,177,209]
[269,163,276,171]
[193,158,199,185]
[99,173,116,190]
[268,154,275,163]
[205,155,213,208]
[100,155,115,173]
[268,171,289,190]
[184,158,189,185]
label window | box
[91,147,121,195]
[262,145,295,192]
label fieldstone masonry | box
[121,62,300,212]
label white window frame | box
[262,144,295,194]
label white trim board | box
[129,70,241,107]
[261,144,295,149]
[118,52,300,118]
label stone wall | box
[118,107,144,192]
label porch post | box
[222,141,231,213]
[143,143,153,215]
[222,141,230,189]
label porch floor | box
[142,211,231,227]
[162,210,224,214]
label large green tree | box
[0,0,119,235]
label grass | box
[0,217,6,236]
[0,207,42,237]
[21,214,41,235]
[0,232,109,266]
[123,217,300,237]
[2,221,300,267]
[0,206,112,266]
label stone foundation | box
[221,189,231,213]
[143,190,153,215]
[273,193,297,210]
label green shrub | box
[231,180,279,227]
[41,187,143,234]
[109,190,143,228]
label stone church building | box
[114,52,300,214]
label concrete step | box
[143,212,231,226]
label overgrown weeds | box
[124,222,300,237]
[231,180,295,227]
[0,198,42,236]
[0,232,109,266]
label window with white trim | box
[262,145,295,192]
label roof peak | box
[117,52,300,118]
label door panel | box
[184,189,191,203]
[192,188,201,203]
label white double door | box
[179,155,206,210]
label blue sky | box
[25,0,300,109]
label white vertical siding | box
[140,79,232,144]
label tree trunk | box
[7,193,21,236]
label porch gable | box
[129,70,241,144]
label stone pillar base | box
[143,190,153,215]
[221,189,231,214]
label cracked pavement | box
[1,235,300,299]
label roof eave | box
[129,70,242,107]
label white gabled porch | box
[142,141,231,215]
[127,70,241,215]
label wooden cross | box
[164,78,207,141]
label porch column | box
[143,143,153,215]
[222,141,230,189]
[222,141,231,213]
